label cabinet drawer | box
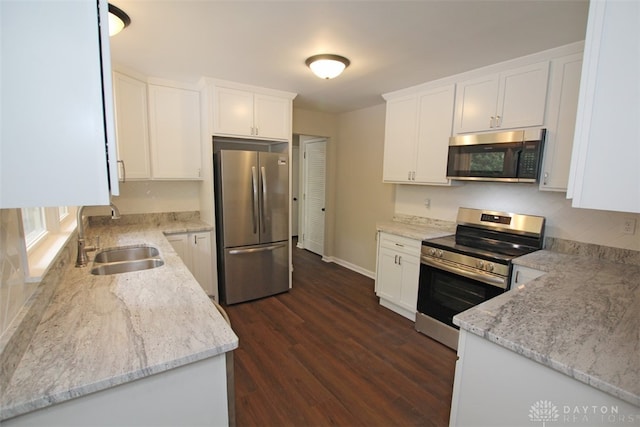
[379,232,421,256]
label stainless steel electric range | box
[416,207,545,350]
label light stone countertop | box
[0,219,239,421]
[454,250,640,407]
[376,220,454,241]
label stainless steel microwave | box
[446,128,546,183]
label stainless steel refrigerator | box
[214,150,289,304]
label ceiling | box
[109,0,589,114]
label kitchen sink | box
[91,258,164,275]
[94,245,160,263]
[91,244,164,275]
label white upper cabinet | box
[1,0,118,208]
[382,95,418,182]
[567,0,640,213]
[212,84,295,141]
[539,53,583,192]
[383,84,455,185]
[453,62,550,134]
[112,72,151,180]
[148,84,203,179]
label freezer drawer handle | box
[228,242,287,255]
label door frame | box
[297,135,327,255]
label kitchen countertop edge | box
[0,219,238,421]
[454,250,640,407]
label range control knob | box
[477,260,485,269]
[436,249,444,258]
[428,248,436,256]
[486,263,495,272]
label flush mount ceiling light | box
[305,54,350,79]
[108,4,131,36]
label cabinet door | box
[496,61,549,130]
[567,0,640,213]
[148,85,202,179]
[510,265,545,288]
[382,95,418,182]
[112,72,151,180]
[166,234,190,266]
[540,54,582,191]
[254,94,291,140]
[453,74,499,134]
[191,232,215,297]
[1,0,115,208]
[397,253,421,315]
[376,246,403,302]
[414,85,455,184]
[213,87,254,137]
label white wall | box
[292,108,339,257]
[396,183,640,251]
[112,181,201,215]
[334,104,395,272]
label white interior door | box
[302,138,326,256]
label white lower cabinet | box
[166,232,216,299]
[4,354,229,427]
[375,232,421,321]
[510,264,545,288]
[450,331,637,427]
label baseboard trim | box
[321,256,375,280]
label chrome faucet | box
[76,202,121,267]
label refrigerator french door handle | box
[228,242,287,255]
[260,166,267,233]
[251,166,259,234]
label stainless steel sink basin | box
[94,245,160,263]
[91,244,164,275]
[91,258,164,275]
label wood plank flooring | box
[224,243,457,427]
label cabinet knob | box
[489,116,495,128]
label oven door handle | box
[421,256,507,290]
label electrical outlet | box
[622,218,637,235]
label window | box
[21,207,47,249]
[20,206,77,280]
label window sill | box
[25,220,76,282]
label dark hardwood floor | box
[224,242,457,427]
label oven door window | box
[447,142,521,179]
[417,264,505,329]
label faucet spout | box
[76,201,121,267]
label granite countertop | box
[376,220,454,241]
[454,249,640,407]
[0,218,239,421]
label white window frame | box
[21,207,48,250]
[20,206,78,280]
